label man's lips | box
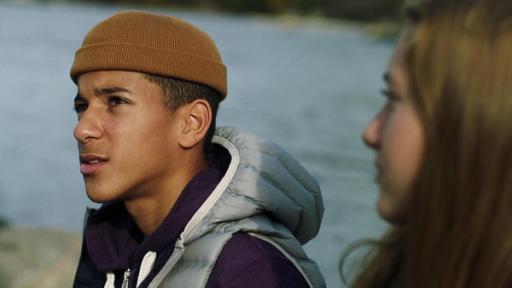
[79,154,108,175]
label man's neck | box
[124,152,208,236]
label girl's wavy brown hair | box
[347,1,512,287]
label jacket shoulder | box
[206,232,309,288]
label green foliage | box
[0,218,7,229]
[35,0,410,21]
[206,0,286,14]
[291,0,319,12]
[0,269,10,288]
[318,0,405,20]
[204,0,406,18]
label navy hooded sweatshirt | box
[73,148,309,288]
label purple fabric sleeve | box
[206,233,309,288]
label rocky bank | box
[0,227,81,288]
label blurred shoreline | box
[3,0,402,39]
[6,0,405,20]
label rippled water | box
[0,2,392,287]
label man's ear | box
[178,99,212,149]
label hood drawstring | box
[136,251,157,287]
[104,272,115,288]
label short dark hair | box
[144,74,221,153]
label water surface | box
[0,2,391,286]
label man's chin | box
[85,189,119,203]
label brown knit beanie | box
[70,10,227,98]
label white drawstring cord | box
[137,251,157,287]
[104,272,115,288]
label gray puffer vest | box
[107,127,326,288]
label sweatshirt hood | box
[182,126,324,245]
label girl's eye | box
[380,88,399,101]
[380,88,401,112]
[380,89,394,111]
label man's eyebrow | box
[93,86,132,96]
[74,94,85,102]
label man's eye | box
[108,96,127,107]
[74,102,88,113]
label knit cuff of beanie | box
[70,10,227,98]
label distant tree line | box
[68,0,407,21]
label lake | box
[0,1,391,287]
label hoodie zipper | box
[121,268,131,288]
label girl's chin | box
[377,195,408,225]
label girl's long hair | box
[350,1,512,287]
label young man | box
[70,11,325,288]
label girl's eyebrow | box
[383,72,390,83]
[383,72,401,92]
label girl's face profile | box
[363,33,425,224]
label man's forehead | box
[77,71,145,93]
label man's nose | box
[73,109,103,144]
